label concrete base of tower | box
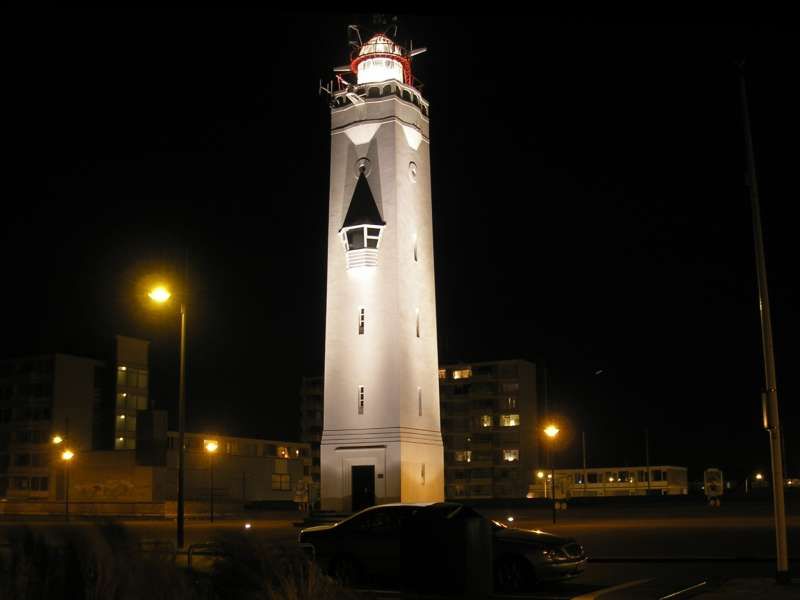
[320,435,444,512]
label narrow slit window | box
[358,386,365,415]
[416,309,420,338]
[413,235,418,262]
[418,387,422,416]
[358,308,365,335]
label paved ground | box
[3,501,798,598]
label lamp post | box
[148,284,187,549]
[536,470,546,498]
[205,440,218,523]
[544,424,559,524]
[61,449,74,521]
[739,65,789,584]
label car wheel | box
[494,556,531,593]
[330,555,360,586]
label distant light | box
[244,522,252,530]
[205,440,219,453]
[295,449,300,456]
[547,474,552,480]
[120,366,127,371]
[609,477,615,482]
[506,516,514,523]
[148,286,171,303]
[119,415,126,420]
[61,449,74,461]
[537,471,545,479]
[544,424,560,438]
[118,437,124,442]
[755,473,763,480]
[52,435,63,445]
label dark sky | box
[4,14,797,481]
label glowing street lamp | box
[148,286,171,303]
[205,440,218,523]
[52,435,63,445]
[544,424,560,439]
[61,449,74,521]
[148,282,188,548]
[543,424,560,524]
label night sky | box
[4,14,797,482]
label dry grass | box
[0,525,352,600]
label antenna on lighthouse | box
[318,79,333,97]
[347,24,362,50]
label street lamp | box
[148,283,187,549]
[544,424,559,524]
[740,64,789,585]
[205,440,218,523]
[61,449,74,521]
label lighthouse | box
[320,29,444,511]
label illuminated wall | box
[321,80,444,510]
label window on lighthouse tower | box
[358,308,365,335]
[339,170,386,269]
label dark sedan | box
[298,502,586,592]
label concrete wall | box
[55,450,164,503]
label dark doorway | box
[351,465,375,512]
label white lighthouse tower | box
[321,29,444,511]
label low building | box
[528,465,688,498]
[165,431,310,504]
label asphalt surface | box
[3,501,798,598]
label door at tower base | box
[351,465,375,512]
[321,440,444,512]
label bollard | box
[404,506,492,598]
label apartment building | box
[439,360,538,499]
[0,353,103,499]
[299,376,323,486]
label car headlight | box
[540,548,570,562]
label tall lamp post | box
[205,440,218,523]
[544,424,559,524]
[61,449,74,521]
[739,66,789,584]
[148,285,187,549]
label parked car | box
[298,502,586,592]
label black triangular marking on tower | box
[340,171,386,230]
